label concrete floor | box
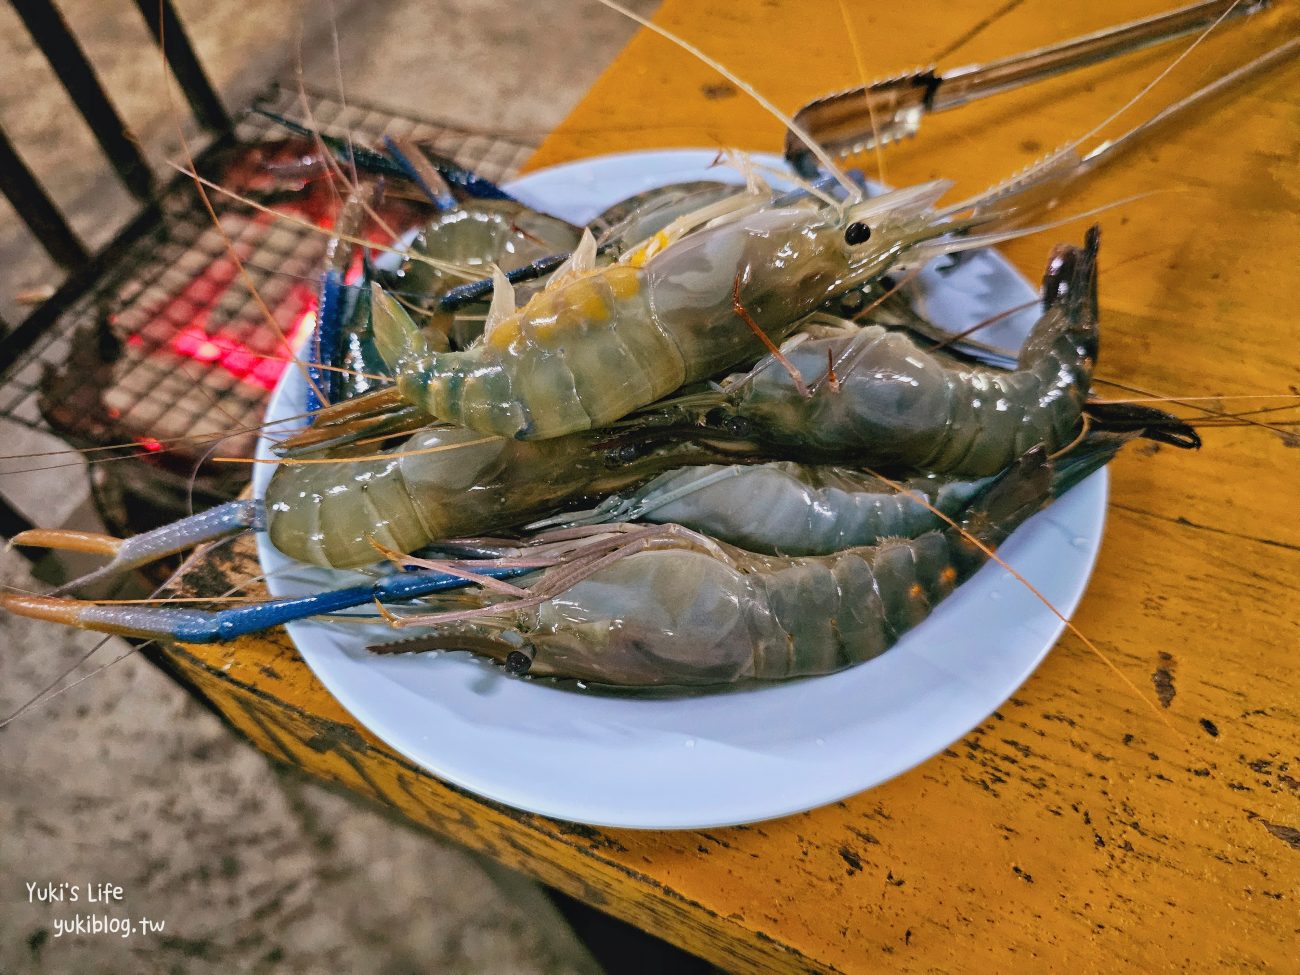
[0,1,654,972]
[0,550,604,975]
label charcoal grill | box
[0,1,536,554]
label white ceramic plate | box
[253,150,1105,830]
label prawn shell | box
[529,550,762,686]
[728,246,1097,477]
[608,462,992,556]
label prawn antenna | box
[731,275,811,397]
[150,0,327,412]
[863,456,1189,747]
[213,434,501,467]
[833,0,889,185]
[1072,0,1249,151]
[592,0,861,202]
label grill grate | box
[0,83,537,527]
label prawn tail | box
[1082,402,1202,450]
[1044,224,1100,329]
[1046,224,1098,303]
[957,446,1054,552]
[370,282,438,374]
[277,284,446,452]
[1048,432,1128,497]
[366,281,492,431]
[958,430,1134,568]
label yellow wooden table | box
[165,2,1300,971]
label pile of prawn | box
[12,0,1295,694]
[0,172,1192,689]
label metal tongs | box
[785,0,1278,173]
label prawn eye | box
[504,649,534,676]
[844,222,872,245]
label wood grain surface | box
[164,2,1300,971]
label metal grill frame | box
[0,78,537,543]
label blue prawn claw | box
[382,136,458,211]
[11,501,264,595]
[409,145,519,203]
[252,108,521,205]
[306,266,347,414]
[251,108,409,181]
[0,566,529,643]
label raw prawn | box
[4,417,756,579]
[304,171,860,418]
[656,226,1105,476]
[371,435,1123,687]
[261,421,746,569]
[346,178,1001,440]
[532,461,999,557]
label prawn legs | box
[3,500,527,642]
[1,510,735,646]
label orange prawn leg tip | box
[0,592,208,640]
[8,529,124,557]
[0,593,172,639]
[0,593,88,628]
